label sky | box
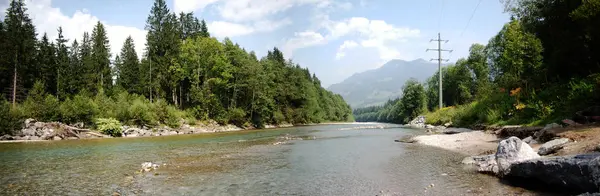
[0,0,511,87]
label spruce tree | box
[55,27,69,99]
[36,33,57,94]
[91,21,112,92]
[68,39,82,94]
[4,0,37,105]
[116,36,140,94]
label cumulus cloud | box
[3,0,147,59]
[208,18,292,38]
[173,0,220,13]
[172,0,337,38]
[285,16,421,60]
[335,40,358,59]
[282,31,326,56]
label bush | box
[228,107,246,126]
[0,99,26,135]
[94,90,117,118]
[59,94,98,126]
[95,118,122,137]
[154,100,184,128]
[127,98,157,126]
[273,110,286,124]
[41,95,61,121]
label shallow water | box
[0,123,542,195]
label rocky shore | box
[399,116,600,195]
[0,118,294,142]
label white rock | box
[496,137,540,176]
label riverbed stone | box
[168,131,178,135]
[496,137,540,176]
[141,162,159,172]
[52,136,62,141]
[20,128,36,137]
[0,135,13,140]
[29,136,40,140]
[506,153,600,193]
[538,138,571,155]
[462,154,498,174]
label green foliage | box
[59,94,98,125]
[0,98,25,135]
[154,100,183,128]
[95,118,122,137]
[127,98,157,126]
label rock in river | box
[538,138,570,155]
[506,153,600,193]
[141,162,159,172]
[496,137,540,176]
[462,154,498,174]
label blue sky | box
[1,0,510,87]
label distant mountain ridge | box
[328,59,438,108]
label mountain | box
[328,59,438,108]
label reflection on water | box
[0,124,541,195]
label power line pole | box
[427,33,452,110]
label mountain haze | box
[328,59,438,108]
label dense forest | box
[355,0,600,126]
[0,0,353,134]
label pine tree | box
[80,32,95,92]
[56,27,69,99]
[4,0,37,105]
[0,21,8,99]
[91,21,112,92]
[200,19,210,38]
[116,36,140,94]
[36,33,57,94]
[145,0,171,101]
[68,39,82,94]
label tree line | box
[0,0,353,134]
[355,0,600,126]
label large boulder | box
[538,138,571,155]
[506,153,600,193]
[496,137,540,176]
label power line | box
[459,0,483,38]
[427,33,453,109]
[448,0,483,61]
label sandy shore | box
[411,131,500,155]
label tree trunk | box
[12,65,17,108]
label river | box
[0,123,541,195]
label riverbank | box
[0,118,296,143]
[400,120,600,194]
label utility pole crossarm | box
[427,32,452,110]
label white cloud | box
[207,21,255,38]
[208,18,292,38]
[216,0,321,22]
[282,31,326,56]
[11,0,147,59]
[335,40,358,59]
[286,16,421,60]
[174,0,220,13]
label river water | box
[0,123,541,195]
